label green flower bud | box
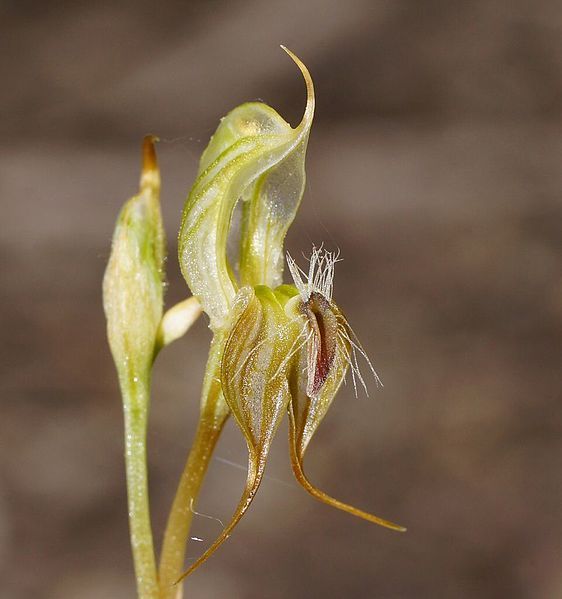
[103,137,165,597]
[103,136,165,382]
[178,47,314,331]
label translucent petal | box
[178,49,314,330]
[239,50,314,289]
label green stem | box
[158,335,230,598]
[122,375,159,599]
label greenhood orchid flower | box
[174,52,404,586]
[104,48,404,598]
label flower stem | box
[158,335,230,598]
[122,375,159,599]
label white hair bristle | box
[286,245,341,301]
[286,245,383,398]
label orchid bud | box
[103,138,166,597]
[177,47,314,330]
[103,136,165,383]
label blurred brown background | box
[1,1,561,598]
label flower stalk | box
[158,334,229,598]
[121,375,159,599]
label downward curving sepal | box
[177,48,314,330]
[175,285,299,582]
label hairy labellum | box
[300,291,340,398]
[280,249,404,532]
